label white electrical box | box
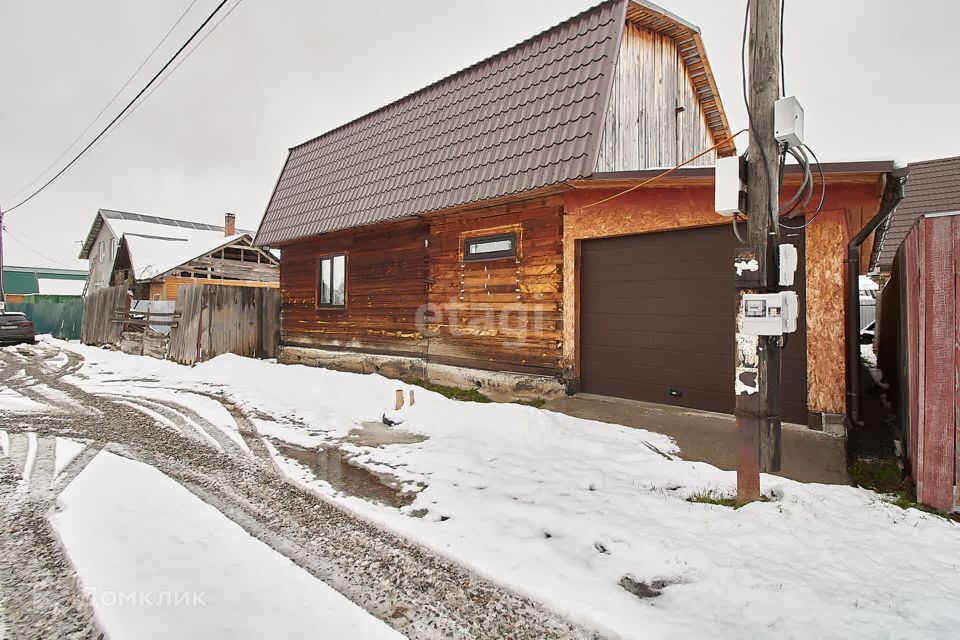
[774,96,804,148]
[778,243,798,286]
[715,155,745,216]
[741,291,799,336]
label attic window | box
[317,254,346,308]
[464,233,516,261]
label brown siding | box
[279,219,429,357]
[425,195,564,375]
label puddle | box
[348,421,428,447]
[275,443,416,509]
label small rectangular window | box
[98,240,105,263]
[317,254,346,307]
[464,233,516,261]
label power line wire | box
[4,0,200,203]
[3,0,230,215]
[89,0,245,155]
[2,229,79,269]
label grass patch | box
[687,489,769,509]
[848,458,903,493]
[849,458,959,521]
[403,379,491,403]
[512,398,546,408]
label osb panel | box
[162,277,278,301]
[563,180,883,414]
[805,209,848,414]
[562,186,727,375]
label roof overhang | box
[571,160,895,188]
[78,210,109,259]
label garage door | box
[579,224,808,425]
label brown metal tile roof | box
[873,156,960,272]
[255,0,732,246]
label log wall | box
[279,219,430,358]
[425,195,564,375]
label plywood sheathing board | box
[804,209,848,415]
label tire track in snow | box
[192,391,272,460]
[133,395,250,459]
[29,436,57,498]
[7,432,30,479]
[53,443,104,497]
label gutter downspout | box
[845,165,908,426]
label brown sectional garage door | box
[579,224,808,425]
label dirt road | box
[0,342,596,640]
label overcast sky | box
[1,0,957,270]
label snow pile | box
[51,451,405,640]
[53,340,960,639]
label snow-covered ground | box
[9,339,960,639]
[50,450,405,640]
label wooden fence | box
[167,284,280,365]
[878,213,959,512]
[80,285,129,346]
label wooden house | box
[78,210,279,301]
[255,0,895,430]
[110,217,278,301]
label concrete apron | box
[545,394,850,485]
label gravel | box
[0,343,599,640]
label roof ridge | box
[99,208,230,230]
[287,0,624,152]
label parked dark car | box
[0,312,36,345]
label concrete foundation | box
[545,393,850,485]
[278,345,567,402]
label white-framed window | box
[111,238,118,260]
[98,240,105,263]
[317,254,346,308]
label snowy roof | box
[124,232,250,281]
[36,278,86,296]
[79,209,254,259]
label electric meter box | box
[741,291,799,336]
[778,243,798,286]
[774,96,804,148]
[715,155,745,216]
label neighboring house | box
[79,210,278,299]
[2,265,87,303]
[255,0,896,430]
[111,228,279,301]
[871,156,960,276]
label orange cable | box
[573,129,748,213]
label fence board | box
[879,215,959,512]
[918,217,955,509]
[80,285,129,346]
[167,285,279,365]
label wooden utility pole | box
[0,206,6,310]
[735,0,782,503]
